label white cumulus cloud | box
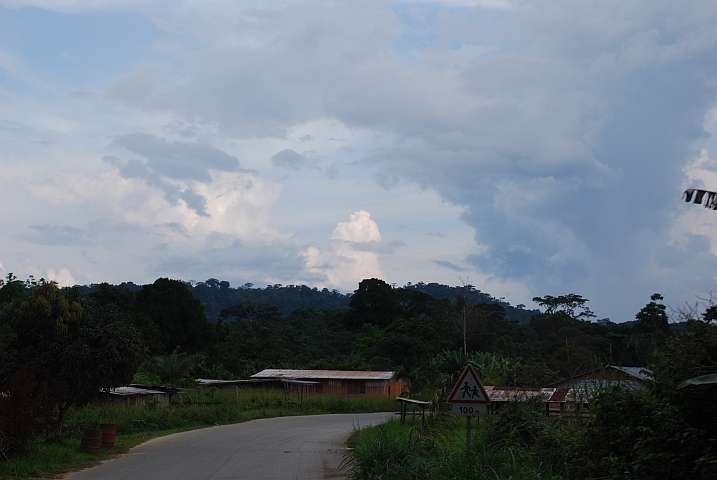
[331,210,382,243]
[305,211,384,290]
[46,267,75,287]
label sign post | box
[447,364,491,456]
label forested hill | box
[188,280,351,321]
[182,278,538,324]
[79,278,537,323]
[404,282,537,324]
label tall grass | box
[344,411,577,480]
[0,388,395,479]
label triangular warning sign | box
[447,365,491,405]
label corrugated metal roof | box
[609,365,652,381]
[108,386,166,396]
[486,387,590,403]
[545,365,652,388]
[487,387,551,402]
[197,378,247,386]
[251,369,395,380]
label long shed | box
[107,386,171,406]
[545,365,652,390]
[251,369,403,397]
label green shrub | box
[487,399,546,448]
[344,416,570,480]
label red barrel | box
[80,428,102,455]
[100,423,116,449]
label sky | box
[2,0,717,322]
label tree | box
[220,300,282,323]
[136,347,205,386]
[529,293,601,377]
[346,278,400,328]
[135,278,215,354]
[532,294,594,319]
[0,363,67,456]
[0,282,145,435]
[578,317,717,479]
[393,364,437,398]
[635,293,670,335]
[0,273,26,305]
[629,293,672,364]
[89,282,164,355]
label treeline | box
[0,276,674,449]
[347,308,717,479]
[2,273,713,476]
[78,278,535,324]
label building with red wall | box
[251,369,403,397]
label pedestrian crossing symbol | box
[447,365,491,405]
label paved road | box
[67,413,389,480]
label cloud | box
[331,210,382,243]
[305,211,385,290]
[671,150,717,255]
[104,132,250,216]
[271,149,319,171]
[46,267,75,287]
[110,132,243,182]
[25,168,284,245]
[105,67,161,106]
[432,260,468,272]
[5,0,717,320]
[69,90,95,99]
[350,239,406,254]
[18,224,87,246]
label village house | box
[250,369,404,397]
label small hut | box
[107,386,171,406]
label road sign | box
[452,404,487,416]
[447,365,491,405]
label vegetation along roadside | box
[3,274,717,479]
[0,389,394,479]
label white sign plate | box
[452,404,488,416]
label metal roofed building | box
[483,386,592,417]
[107,386,171,406]
[546,365,653,390]
[251,369,403,397]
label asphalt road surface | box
[66,413,390,480]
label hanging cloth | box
[694,190,708,204]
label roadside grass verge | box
[0,388,395,480]
[343,404,582,480]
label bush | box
[487,399,546,448]
[558,318,717,479]
[0,364,67,457]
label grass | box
[0,388,395,480]
[343,404,581,480]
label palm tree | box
[135,347,205,386]
[393,364,437,398]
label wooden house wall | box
[111,392,170,407]
[313,379,403,397]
